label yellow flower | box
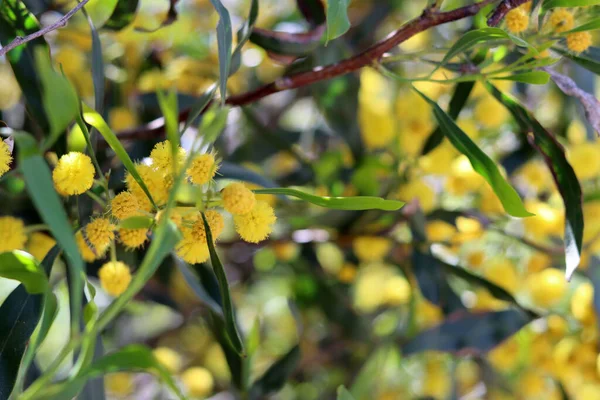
[27,232,56,261]
[109,107,137,132]
[518,371,551,398]
[549,9,574,33]
[415,298,443,329]
[489,336,520,371]
[383,275,411,305]
[338,263,357,283]
[0,216,27,252]
[193,210,225,242]
[234,201,276,243]
[517,160,553,192]
[222,182,256,215]
[571,282,595,325]
[505,9,529,33]
[527,268,567,307]
[0,64,21,110]
[426,221,456,242]
[105,373,134,396]
[150,140,186,172]
[474,96,510,129]
[153,347,182,373]
[359,103,396,150]
[187,153,218,185]
[98,261,132,296]
[353,236,391,262]
[567,31,592,53]
[396,180,436,213]
[111,191,140,220]
[52,152,95,196]
[466,250,485,270]
[0,139,12,177]
[526,252,551,274]
[78,218,115,261]
[175,211,223,264]
[471,288,508,311]
[181,367,214,397]
[484,258,519,293]
[125,163,169,210]
[118,228,148,250]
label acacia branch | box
[115,0,499,142]
[487,0,531,26]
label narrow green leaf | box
[337,386,356,400]
[485,83,583,280]
[230,0,258,75]
[82,104,157,209]
[554,47,600,75]
[176,262,224,316]
[209,0,232,103]
[103,0,139,30]
[326,0,351,42]
[181,85,216,134]
[567,18,600,33]
[253,188,404,211]
[14,132,84,336]
[81,6,105,117]
[544,0,600,9]
[35,48,78,145]
[202,212,245,355]
[249,28,324,56]
[0,251,48,294]
[249,345,301,399]
[118,216,153,230]
[414,89,533,218]
[157,89,179,149]
[200,105,229,145]
[493,71,551,85]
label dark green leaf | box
[485,83,583,280]
[0,251,48,294]
[230,0,258,75]
[209,0,232,104]
[177,261,224,316]
[543,0,600,9]
[81,6,104,120]
[103,0,139,30]
[253,188,404,211]
[249,345,301,399]
[250,28,324,56]
[493,71,550,85]
[554,47,600,75]
[567,18,600,33]
[326,0,351,42]
[0,0,50,131]
[202,213,245,355]
[402,310,533,355]
[414,89,532,218]
[298,0,327,26]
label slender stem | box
[85,190,106,207]
[24,224,49,233]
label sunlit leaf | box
[103,0,139,30]
[326,0,351,42]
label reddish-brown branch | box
[487,0,531,26]
[115,0,498,142]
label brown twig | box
[487,0,531,27]
[0,0,91,58]
[115,0,499,141]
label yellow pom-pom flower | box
[234,201,276,243]
[27,232,56,261]
[181,367,214,397]
[105,373,134,396]
[383,275,411,305]
[222,182,256,215]
[76,231,97,262]
[111,191,140,220]
[527,268,567,308]
[98,261,132,296]
[567,31,592,53]
[125,163,169,210]
[187,153,218,185]
[549,9,574,33]
[353,236,391,263]
[78,218,115,261]
[0,216,27,252]
[52,152,95,196]
[150,140,186,172]
[0,139,12,177]
[118,228,148,250]
[505,9,529,33]
[153,347,182,373]
[474,97,510,129]
[175,211,223,264]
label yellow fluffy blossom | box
[0,139,12,177]
[52,152,95,196]
[149,140,186,172]
[426,221,456,242]
[505,9,529,33]
[484,258,519,293]
[567,31,592,53]
[125,163,169,210]
[383,275,411,305]
[187,153,218,185]
[474,96,510,129]
[353,236,391,262]
[222,182,256,215]
[98,261,132,296]
[527,268,567,307]
[359,104,396,150]
[153,347,182,373]
[78,218,115,261]
[109,107,137,132]
[176,211,223,264]
[338,263,358,283]
[192,210,225,242]
[572,282,595,325]
[181,367,214,397]
[27,232,56,261]
[0,64,21,110]
[105,373,134,396]
[0,216,27,252]
[118,228,148,250]
[111,191,140,220]
[526,252,551,274]
[549,9,574,33]
[234,201,276,243]
[396,180,436,213]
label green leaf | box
[567,18,600,33]
[249,345,301,399]
[493,71,551,85]
[337,386,356,400]
[414,89,533,218]
[181,85,216,135]
[81,6,105,119]
[230,0,258,75]
[543,0,600,9]
[202,213,245,355]
[0,251,48,294]
[209,0,232,103]
[176,262,224,316]
[249,28,324,56]
[199,105,229,145]
[14,132,85,336]
[103,0,139,30]
[118,216,154,230]
[485,83,584,280]
[554,47,600,75]
[157,89,179,149]
[82,104,157,209]
[0,0,50,132]
[35,48,79,146]
[253,188,405,211]
[326,0,351,42]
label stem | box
[85,190,106,207]
[24,224,49,233]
